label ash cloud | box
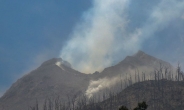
[60,0,139,73]
[60,0,184,73]
[85,77,120,98]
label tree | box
[133,101,148,110]
[119,101,148,110]
[119,106,129,110]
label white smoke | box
[60,0,137,73]
[60,0,184,73]
[85,65,175,97]
[55,61,61,67]
[138,0,184,39]
[85,77,120,98]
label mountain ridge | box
[96,50,172,79]
[0,50,175,110]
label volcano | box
[0,51,174,110]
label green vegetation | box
[133,101,148,110]
[119,105,129,110]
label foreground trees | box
[119,101,148,110]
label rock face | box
[0,51,174,110]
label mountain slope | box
[0,51,174,110]
[0,58,90,110]
[99,50,172,78]
[86,51,174,97]
[85,80,184,110]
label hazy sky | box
[0,0,184,96]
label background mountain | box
[0,51,175,110]
[86,50,174,98]
[97,50,172,78]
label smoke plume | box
[60,0,184,73]
[85,77,120,98]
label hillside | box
[83,79,184,110]
[97,50,172,78]
[87,50,174,97]
[0,58,90,110]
